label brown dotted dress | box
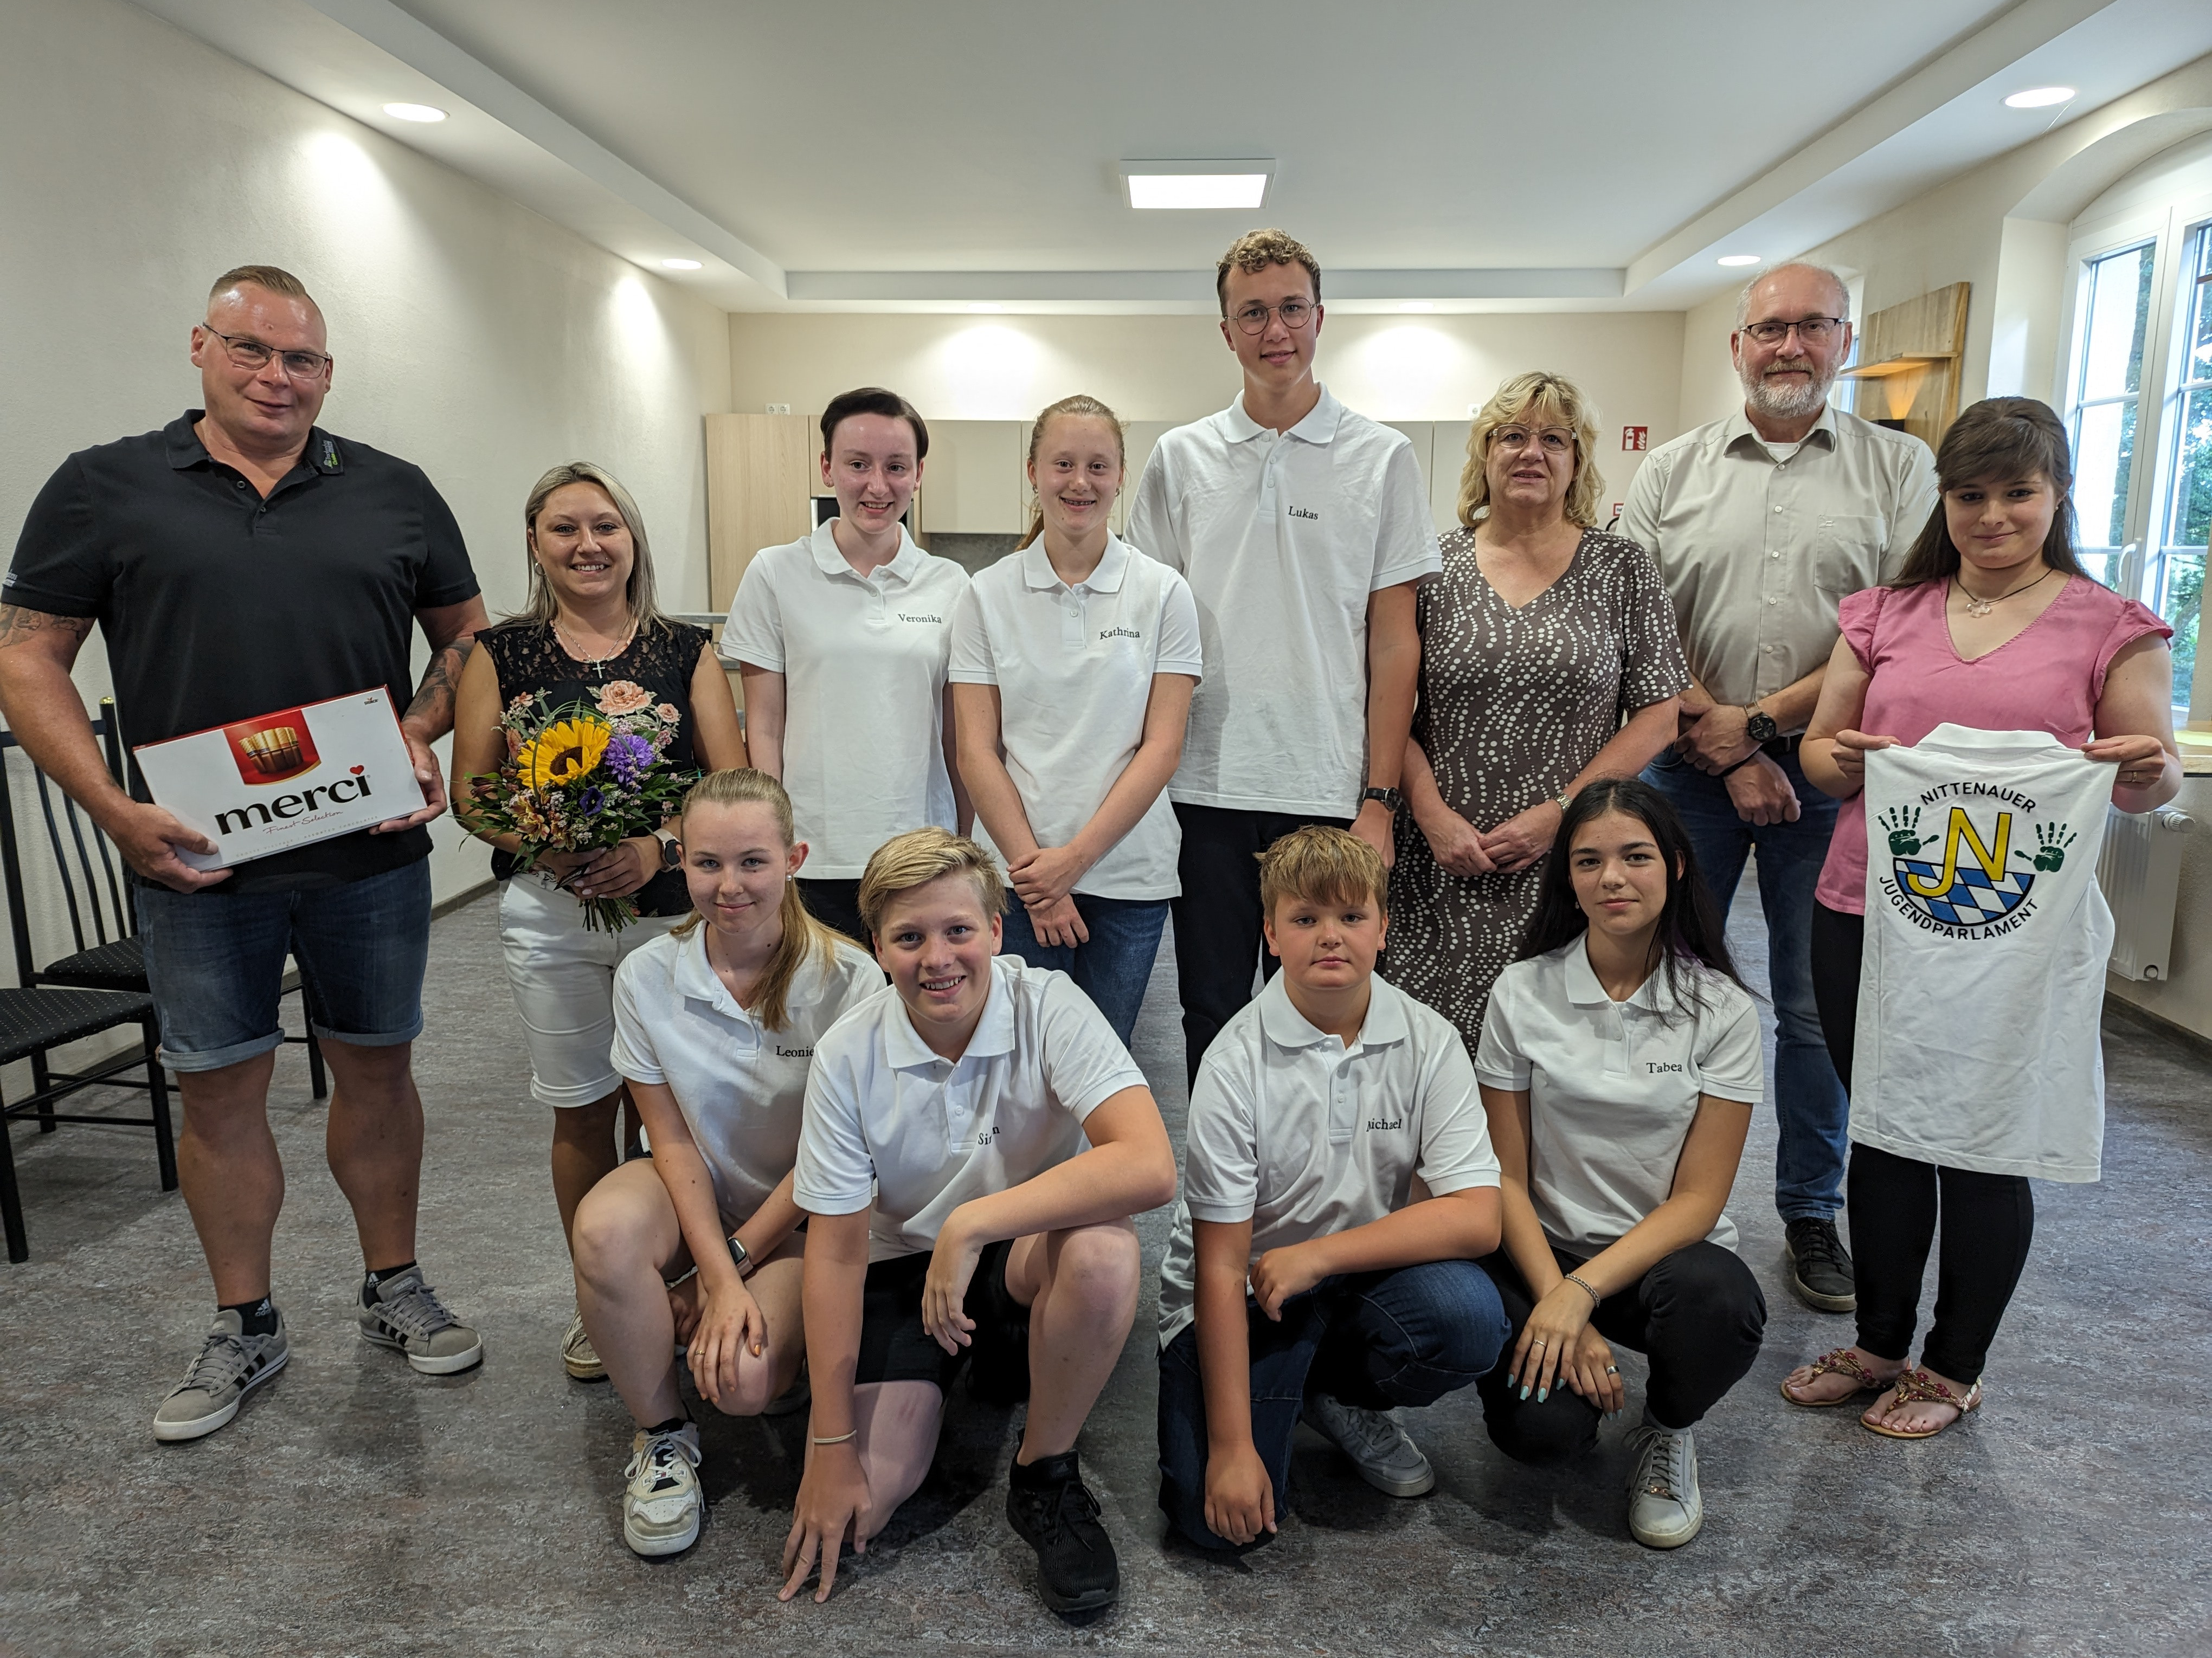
[1390,527,1688,1050]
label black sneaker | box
[1785,1218,1857,1313]
[1005,1450,1119,1614]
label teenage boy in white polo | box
[723,387,972,946]
[1130,229,1440,1083]
[1155,827,1508,1553]
[782,829,1176,1615]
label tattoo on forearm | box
[404,636,477,728]
[0,605,93,650]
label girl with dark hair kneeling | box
[1473,778,1767,1550]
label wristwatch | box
[1361,785,1406,816]
[655,828,683,869]
[726,1231,754,1278]
[1743,705,1780,744]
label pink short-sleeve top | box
[1815,576,2170,914]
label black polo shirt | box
[5,412,481,893]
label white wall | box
[0,0,732,930]
[729,309,1685,508]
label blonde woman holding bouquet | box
[452,462,745,1380]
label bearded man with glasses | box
[0,264,490,1440]
[1618,262,1937,1317]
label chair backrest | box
[0,699,135,987]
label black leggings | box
[1809,903,2036,1381]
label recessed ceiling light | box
[382,102,447,122]
[660,258,703,270]
[1122,159,1274,211]
[2004,86,2075,108]
[1718,254,1761,267]
[1399,301,1435,312]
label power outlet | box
[766,403,792,415]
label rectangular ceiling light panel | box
[1122,160,1273,210]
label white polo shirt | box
[610,925,885,1225]
[1155,972,1502,1348]
[1475,940,1764,1255]
[794,954,1149,1261]
[721,521,970,878]
[947,533,1204,901]
[1128,386,1441,818]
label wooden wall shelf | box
[1846,282,1970,447]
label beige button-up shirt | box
[1619,404,1937,724]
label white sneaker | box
[1625,1421,1702,1548]
[1303,1392,1436,1497]
[622,1422,704,1557]
[563,1309,606,1382]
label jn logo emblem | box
[1881,805,2070,930]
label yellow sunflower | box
[518,715,612,789]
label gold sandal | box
[1780,1347,1894,1408]
[1861,1367,1984,1440]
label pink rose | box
[657,703,681,724]
[593,680,653,717]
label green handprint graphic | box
[1879,805,1927,856]
[2012,822,2075,872]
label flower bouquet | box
[465,680,698,932]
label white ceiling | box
[134,0,2212,312]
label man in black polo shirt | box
[0,264,492,1441]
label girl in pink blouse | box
[1784,398,2178,1439]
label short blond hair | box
[1258,825,1386,918]
[858,828,1007,935]
[1216,229,1321,315]
[207,264,321,317]
[1456,371,1606,530]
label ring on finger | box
[1604,1364,1619,1375]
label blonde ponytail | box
[670,769,837,1033]
[1018,393,1127,549]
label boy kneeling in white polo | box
[781,829,1177,1613]
[1155,827,1509,1552]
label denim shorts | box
[134,859,432,1072]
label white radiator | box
[2097,806,2194,980]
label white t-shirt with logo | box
[1155,972,1502,1347]
[721,521,970,878]
[794,954,1149,1260]
[1128,386,1441,818]
[1475,940,1763,1255]
[1854,724,2116,1181]
[610,925,886,1225]
[947,534,1204,900]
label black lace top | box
[477,617,712,917]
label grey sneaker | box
[153,1308,289,1442]
[622,1422,704,1557]
[358,1266,483,1375]
[1785,1218,1857,1313]
[1304,1392,1435,1497]
[563,1309,606,1382]
[1625,1421,1702,1548]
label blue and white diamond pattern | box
[1894,859,2034,927]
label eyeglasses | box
[200,325,331,379]
[1488,425,1575,455]
[1740,316,1844,346]
[1230,299,1316,335]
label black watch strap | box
[1361,785,1405,815]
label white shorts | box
[496,875,683,1108]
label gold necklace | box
[1954,567,2055,620]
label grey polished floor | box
[2,873,2208,1657]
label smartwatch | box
[656,828,683,869]
[726,1232,753,1278]
[1361,785,1406,816]
[1744,705,1781,745]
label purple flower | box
[577,785,606,816]
[604,732,655,787]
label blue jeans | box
[135,860,432,1072]
[1156,1259,1508,1551]
[999,893,1168,1048]
[1642,747,1846,1222]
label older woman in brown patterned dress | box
[1392,372,1688,1048]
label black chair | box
[0,702,325,1096]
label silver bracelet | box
[1564,1272,1602,1310]
[811,1429,858,1446]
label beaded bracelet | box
[1565,1272,1602,1310]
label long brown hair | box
[668,769,837,1033]
[1018,395,1127,550]
[1891,397,2087,588]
